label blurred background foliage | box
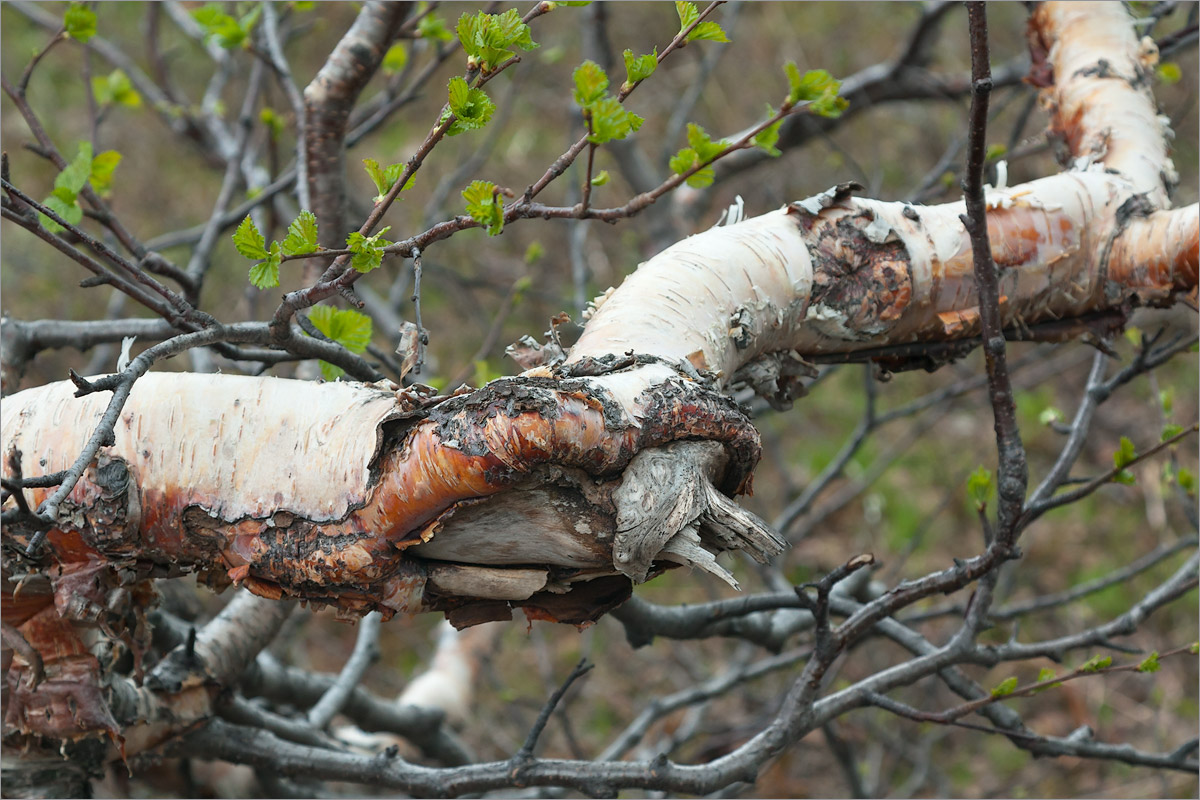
[2,2,1197,797]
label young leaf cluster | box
[456,10,538,73]
[305,307,373,381]
[444,76,495,136]
[39,142,122,233]
[63,3,96,42]
[363,159,414,203]
[675,2,729,43]
[784,63,848,118]
[234,211,319,289]
[1112,436,1137,485]
[668,123,728,188]
[620,48,657,93]
[462,180,504,236]
[573,61,643,145]
[347,229,392,274]
[966,465,993,511]
[92,69,142,109]
[191,3,261,49]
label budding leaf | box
[248,242,282,289]
[456,9,537,73]
[573,60,609,106]
[967,465,993,510]
[1161,423,1184,442]
[445,76,496,136]
[1178,467,1196,496]
[621,48,657,90]
[1113,436,1136,467]
[1038,406,1063,426]
[753,106,783,157]
[417,11,454,43]
[88,151,122,197]
[462,180,505,236]
[785,63,848,117]
[280,210,319,257]
[383,43,408,75]
[233,214,269,260]
[675,1,699,32]
[1157,62,1182,84]
[64,2,97,42]
[347,229,391,274]
[40,142,94,232]
[1136,651,1160,673]
[590,169,609,187]
[363,158,412,201]
[1079,654,1112,673]
[1033,667,1062,692]
[585,96,642,144]
[990,676,1018,697]
[1159,388,1174,415]
[191,3,260,48]
[92,69,142,109]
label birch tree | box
[1,2,1197,796]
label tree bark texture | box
[1,0,1196,760]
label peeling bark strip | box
[0,0,1197,757]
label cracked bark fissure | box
[0,0,1196,759]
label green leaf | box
[1190,642,1199,656]
[1033,667,1062,692]
[1113,469,1136,485]
[586,96,642,144]
[1161,423,1184,442]
[985,143,1008,161]
[621,48,657,90]
[1178,467,1196,496]
[784,64,847,118]
[1124,326,1143,347]
[191,3,259,48]
[990,676,1018,697]
[590,170,609,187]
[1038,406,1063,426]
[383,43,408,75]
[456,9,538,73]
[1136,651,1160,673]
[249,241,282,289]
[688,21,729,43]
[1159,388,1174,415]
[445,76,496,136]
[233,214,269,260]
[417,10,454,43]
[1157,62,1182,84]
[1079,654,1112,673]
[753,107,783,157]
[686,122,726,161]
[89,150,121,197]
[40,193,82,233]
[280,210,318,256]
[462,179,504,236]
[668,147,713,188]
[967,465,993,510]
[55,142,94,197]
[308,306,373,356]
[92,69,142,109]
[675,1,699,32]
[573,60,609,106]
[524,241,544,264]
[260,108,285,139]
[1113,436,1136,470]
[346,229,392,274]
[64,2,97,42]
